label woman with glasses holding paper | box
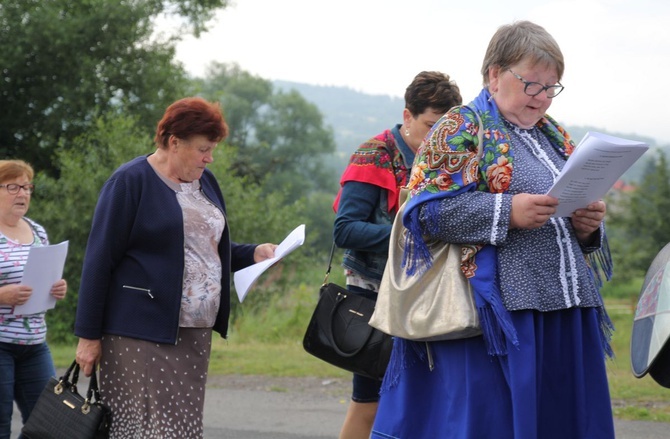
[371,21,614,438]
[0,159,68,439]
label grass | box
[48,265,670,423]
[207,339,349,378]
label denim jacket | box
[333,125,414,284]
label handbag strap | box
[85,364,103,407]
[320,242,378,357]
[326,291,376,358]
[57,359,79,390]
[322,240,337,285]
[62,360,104,407]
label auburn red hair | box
[154,97,229,149]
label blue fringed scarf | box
[400,88,614,358]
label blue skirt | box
[371,307,614,439]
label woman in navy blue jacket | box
[74,97,276,439]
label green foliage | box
[198,63,339,202]
[600,276,644,302]
[606,151,670,287]
[32,113,152,343]
[208,338,349,378]
[210,143,307,246]
[207,143,310,319]
[0,0,227,174]
[231,282,315,343]
[303,192,339,258]
[273,80,404,179]
[196,63,341,260]
[198,63,274,148]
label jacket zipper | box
[122,285,154,299]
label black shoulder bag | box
[302,242,393,380]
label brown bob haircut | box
[404,71,462,117]
[154,97,229,149]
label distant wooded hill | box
[275,80,666,183]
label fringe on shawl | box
[478,302,519,357]
[401,203,439,276]
[586,234,614,289]
[597,305,616,359]
[585,233,615,358]
[379,338,427,395]
[472,245,519,356]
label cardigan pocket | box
[122,284,154,299]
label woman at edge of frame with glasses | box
[0,160,68,439]
[370,20,615,439]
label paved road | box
[11,374,670,438]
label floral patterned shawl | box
[333,129,408,213]
[401,88,612,356]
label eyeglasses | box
[0,183,35,194]
[507,69,564,98]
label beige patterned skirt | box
[99,328,212,439]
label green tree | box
[0,0,227,174]
[198,62,339,201]
[607,151,670,285]
[207,144,310,316]
[30,113,152,342]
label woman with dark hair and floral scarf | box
[371,21,615,439]
[333,71,462,439]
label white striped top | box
[0,217,49,345]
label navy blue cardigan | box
[74,155,257,344]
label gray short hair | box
[481,21,564,86]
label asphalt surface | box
[11,374,670,438]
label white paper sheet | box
[547,131,649,217]
[14,240,69,315]
[233,224,305,302]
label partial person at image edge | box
[0,160,68,439]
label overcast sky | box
[162,0,670,145]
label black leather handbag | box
[303,243,393,381]
[22,360,111,439]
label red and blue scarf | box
[333,129,408,213]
